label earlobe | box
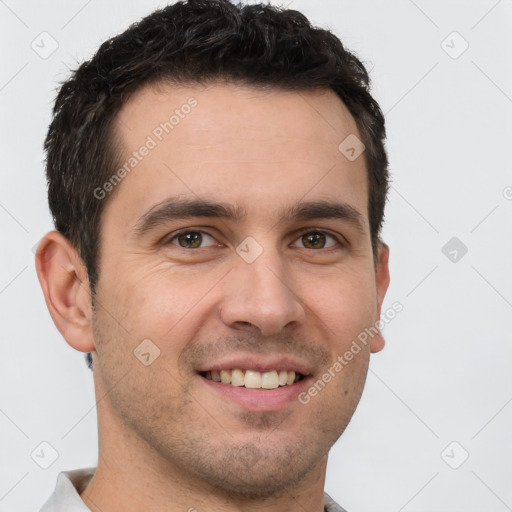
[35,231,95,353]
[370,241,390,354]
[370,332,385,353]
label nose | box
[219,246,306,337]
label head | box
[36,0,390,500]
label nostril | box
[232,321,258,331]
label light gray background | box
[1,1,511,511]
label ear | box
[370,241,390,354]
[35,230,95,353]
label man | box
[35,0,390,510]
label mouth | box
[199,369,306,390]
[195,356,315,410]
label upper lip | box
[196,355,314,376]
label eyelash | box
[164,228,345,251]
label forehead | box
[117,80,360,151]
[107,80,369,230]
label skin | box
[36,81,390,512]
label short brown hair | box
[43,0,389,370]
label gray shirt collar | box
[39,468,348,512]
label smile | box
[200,369,305,389]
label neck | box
[80,379,328,512]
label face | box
[90,81,389,497]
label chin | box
[186,438,326,500]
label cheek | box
[305,267,377,343]
[104,264,224,351]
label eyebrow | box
[131,197,365,238]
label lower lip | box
[198,375,313,411]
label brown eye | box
[168,230,216,249]
[294,231,338,250]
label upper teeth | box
[204,369,299,389]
